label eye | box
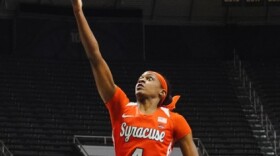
[147,76,154,81]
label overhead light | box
[223,0,241,6]
[267,0,280,5]
[245,0,261,2]
[224,0,240,2]
[244,0,264,6]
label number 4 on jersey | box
[132,148,143,156]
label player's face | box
[135,71,162,99]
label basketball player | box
[71,0,199,155]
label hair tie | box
[163,95,180,111]
[150,71,181,110]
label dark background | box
[1,18,280,61]
[0,1,280,61]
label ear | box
[159,89,167,98]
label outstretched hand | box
[71,0,83,12]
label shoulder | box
[106,86,129,103]
[170,111,192,139]
[159,107,186,121]
[170,111,185,119]
[169,111,190,126]
[105,86,131,111]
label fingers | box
[71,0,83,12]
[71,0,82,6]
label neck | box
[137,99,159,115]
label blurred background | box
[0,0,280,61]
[0,0,280,156]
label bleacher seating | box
[0,57,263,156]
[0,57,104,156]
[142,60,262,156]
[244,59,280,149]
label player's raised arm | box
[71,0,116,103]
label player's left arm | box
[178,133,199,156]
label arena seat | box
[0,57,263,156]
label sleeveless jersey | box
[105,87,192,156]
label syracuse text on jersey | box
[120,122,165,142]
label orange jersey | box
[105,87,192,156]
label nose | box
[138,79,144,83]
[138,77,145,83]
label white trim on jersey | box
[160,107,170,117]
[126,102,137,106]
[166,140,174,156]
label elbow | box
[88,55,104,67]
[85,48,102,64]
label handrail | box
[194,138,209,156]
[73,136,90,156]
[73,135,209,156]
[233,51,279,156]
[0,140,13,156]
